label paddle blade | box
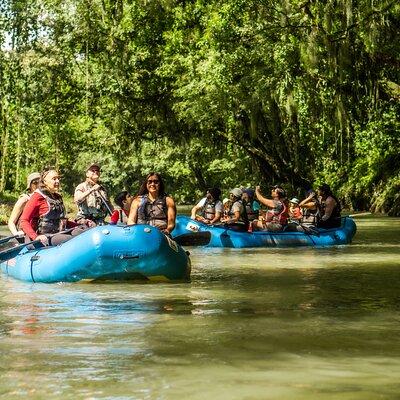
[0,240,41,262]
[174,231,211,246]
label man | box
[74,163,112,226]
[190,188,223,225]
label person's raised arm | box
[74,183,101,204]
[255,186,275,208]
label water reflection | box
[0,215,400,398]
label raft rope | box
[29,251,41,283]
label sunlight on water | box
[1,215,400,399]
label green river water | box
[0,215,400,399]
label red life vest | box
[265,200,289,225]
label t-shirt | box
[110,208,129,225]
[196,197,223,214]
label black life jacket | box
[137,195,168,229]
[228,199,249,227]
[319,195,341,223]
[36,189,66,234]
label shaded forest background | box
[0,0,399,214]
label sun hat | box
[290,197,300,204]
[222,198,230,205]
[86,163,101,172]
[26,172,40,190]
[230,188,243,198]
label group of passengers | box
[8,165,175,247]
[7,163,341,247]
[190,184,341,233]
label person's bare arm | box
[321,197,336,221]
[165,197,176,233]
[8,197,27,235]
[255,186,275,208]
[74,184,101,204]
[127,198,140,225]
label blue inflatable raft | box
[172,215,356,248]
[0,225,191,283]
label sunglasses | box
[147,179,159,184]
[31,179,40,185]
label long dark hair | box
[137,172,167,197]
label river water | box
[1,215,400,399]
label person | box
[298,189,320,228]
[190,188,223,224]
[74,163,112,226]
[317,183,341,228]
[19,168,87,246]
[127,172,176,234]
[253,185,288,232]
[110,191,133,225]
[288,198,302,222]
[220,188,249,231]
[222,198,231,217]
[242,188,260,221]
[8,172,40,236]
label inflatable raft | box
[0,225,191,283]
[172,215,356,248]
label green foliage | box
[0,0,399,214]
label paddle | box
[0,228,75,263]
[0,234,24,245]
[0,239,42,262]
[96,190,113,216]
[174,231,212,246]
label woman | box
[127,172,176,234]
[19,168,85,246]
[253,185,288,232]
[220,188,249,231]
[8,172,40,236]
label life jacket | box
[319,195,341,222]
[36,189,66,234]
[301,204,320,225]
[137,194,168,229]
[228,199,249,227]
[265,199,288,225]
[245,200,259,221]
[115,207,128,225]
[76,182,108,222]
[200,199,218,220]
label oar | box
[174,231,211,246]
[0,239,42,262]
[0,228,75,263]
[0,234,24,245]
[96,190,113,216]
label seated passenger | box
[127,172,176,235]
[191,188,223,224]
[222,198,231,217]
[253,185,288,232]
[242,188,260,221]
[298,189,320,229]
[317,184,341,228]
[288,198,302,222]
[19,168,87,246]
[110,191,133,225]
[8,172,40,237]
[220,188,249,231]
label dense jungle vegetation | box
[0,0,399,214]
